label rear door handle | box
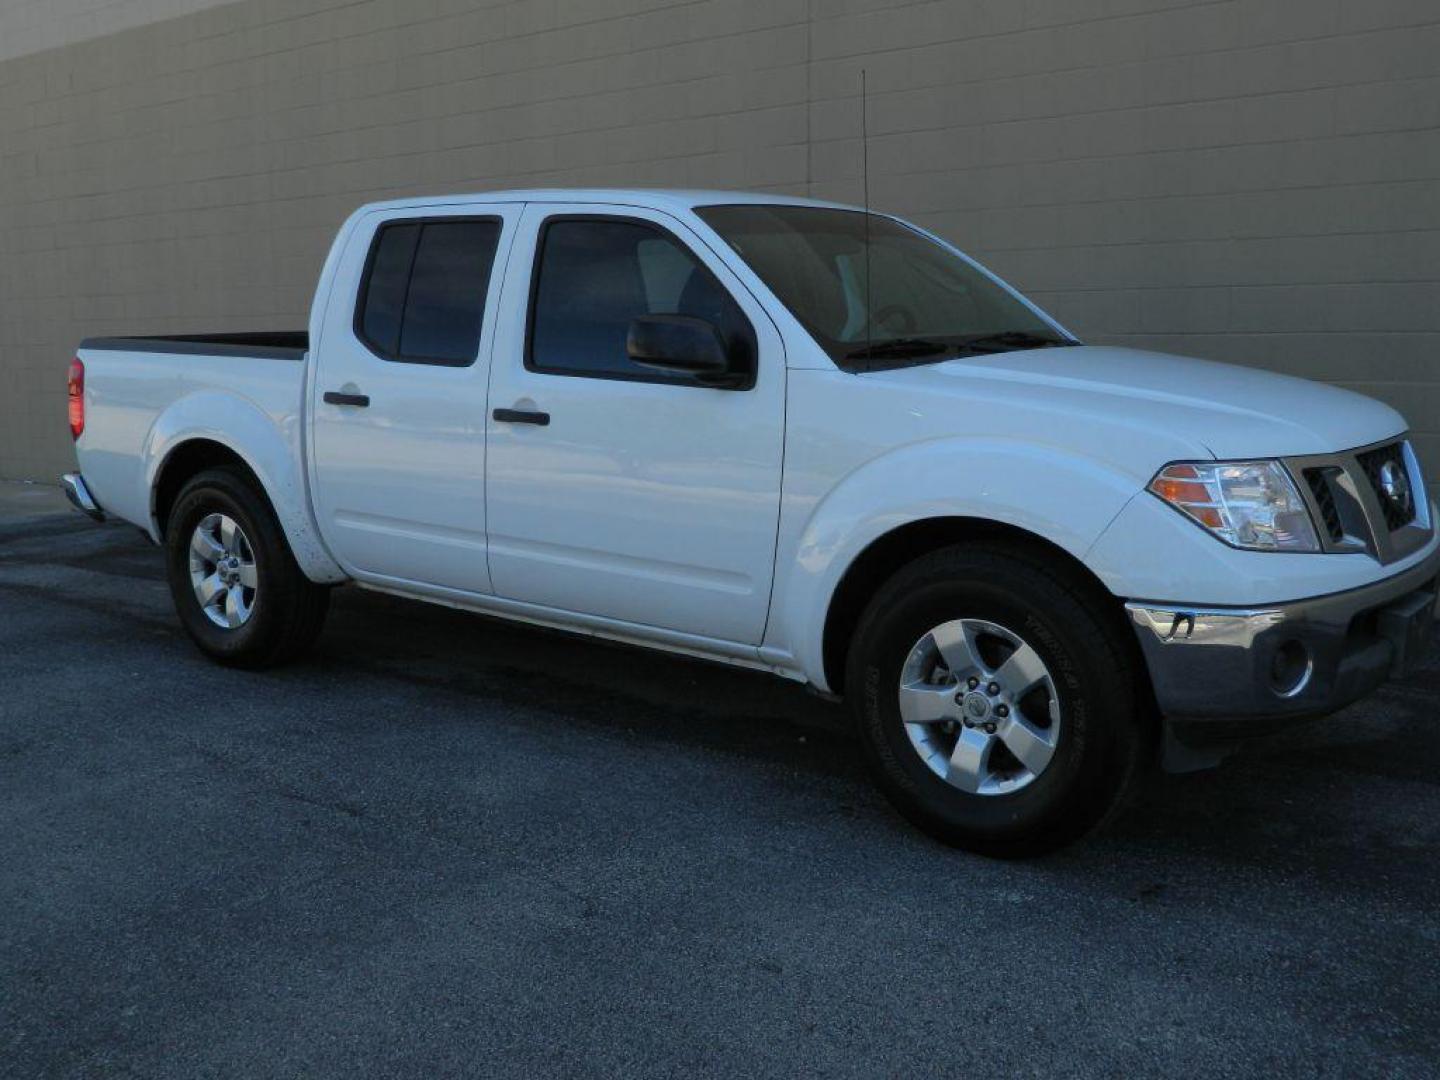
[493,408,550,426]
[323,391,370,407]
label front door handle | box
[493,408,550,426]
[324,391,370,407]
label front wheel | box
[165,467,329,669]
[846,543,1148,857]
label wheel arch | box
[819,516,1135,697]
[145,420,346,585]
[152,439,255,539]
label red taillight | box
[67,357,85,440]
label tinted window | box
[528,218,753,382]
[358,223,419,358]
[696,204,1068,370]
[356,219,501,365]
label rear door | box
[483,202,786,644]
[310,204,519,591]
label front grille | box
[1287,438,1428,563]
[1356,442,1416,531]
[1305,468,1345,542]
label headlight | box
[1149,460,1319,552]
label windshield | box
[695,205,1075,370]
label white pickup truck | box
[62,189,1438,856]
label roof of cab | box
[353,188,863,216]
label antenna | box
[861,68,873,372]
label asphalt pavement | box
[2,481,1437,1078]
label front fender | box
[770,437,1139,691]
[143,391,346,583]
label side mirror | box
[626,315,744,387]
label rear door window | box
[356,218,501,366]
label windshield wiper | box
[843,337,953,361]
[952,331,1075,355]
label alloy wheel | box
[897,618,1061,795]
[188,512,258,629]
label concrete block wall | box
[2,0,1438,494]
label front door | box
[483,203,785,644]
[310,204,519,591]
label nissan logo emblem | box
[1378,460,1413,516]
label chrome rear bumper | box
[1127,545,1439,763]
[61,472,105,521]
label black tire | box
[845,543,1148,858]
[165,467,329,669]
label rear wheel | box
[165,467,329,668]
[846,543,1147,857]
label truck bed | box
[75,331,312,538]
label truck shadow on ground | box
[310,578,1440,873]
[315,584,858,773]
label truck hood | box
[879,344,1405,461]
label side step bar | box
[61,473,105,521]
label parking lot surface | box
[2,481,1438,1078]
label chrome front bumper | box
[61,472,105,521]
[1127,546,1439,753]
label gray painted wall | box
[2,0,1438,492]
